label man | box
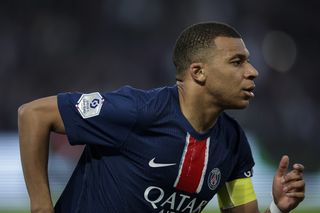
[18,22,305,213]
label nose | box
[244,63,259,80]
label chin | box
[228,101,250,109]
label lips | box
[242,85,255,98]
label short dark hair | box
[173,22,241,78]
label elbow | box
[18,103,27,118]
[17,97,62,133]
[17,101,50,135]
[18,103,28,121]
[18,102,32,129]
[17,101,40,128]
[18,102,33,121]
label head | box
[173,22,259,109]
[173,22,241,80]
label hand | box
[272,155,305,213]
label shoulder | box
[113,85,176,110]
[219,112,243,133]
[217,112,249,149]
[111,85,173,100]
[218,113,255,175]
[117,85,178,126]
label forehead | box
[212,37,249,58]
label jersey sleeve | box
[57,86,137,149]
[217,177,256,209]
[217,119,256,209]
[228,127,255,180]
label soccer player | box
[18,22,305,213]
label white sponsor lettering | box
[181,198,196,213]
[144,186,164,209]
[144,186,208,213]
[176,194,189,211]
[192,200,208,213]
[161,192,176,209]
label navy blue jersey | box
[55,85,254,213]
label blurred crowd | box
[0,0,319,171]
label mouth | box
[242,86,255,98]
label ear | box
[190,63,206,84]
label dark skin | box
[18,96,64,213]
[177,36,305,213]
[18,36,305,213]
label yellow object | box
[217,177,257,209]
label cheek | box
[208,75,237,92]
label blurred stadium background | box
[0,0,319,212]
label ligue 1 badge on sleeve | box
[76,92,104,119]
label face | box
[202,36,259,109]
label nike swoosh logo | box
[148,158,176,168]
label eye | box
[231,60,242,66]
[231,58,250,67]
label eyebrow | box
[229,53,250,61]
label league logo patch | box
[244,169,253,177]
[76,92,104,119]
[207,168,221,191]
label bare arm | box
[18,96,65,213]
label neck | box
[177,81,222,133]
